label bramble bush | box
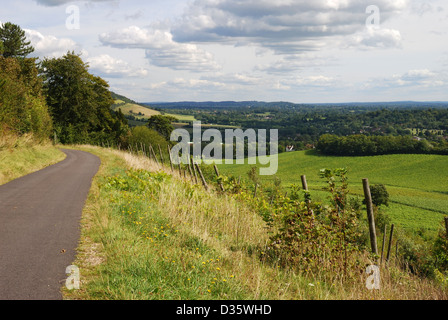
[253,168,369,280]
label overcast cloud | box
[1,0,447,103]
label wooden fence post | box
[187,161,194,182]
[444,217,448,247]
[187,154,193,180]
[363,178,378,255]
[253,183,258,198]
[191,157,199,184]
[301,174,312,212]
[381,224,387,265]
[167,145,174,172]
[195,163,209,191]
[149,145,159,166]
[158,145,164,164]
[386,224,395,263]
[301,175,308,191]
[214,165,224,192]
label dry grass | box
[0,133,66,186]
[67,145,448,300]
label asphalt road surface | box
[0,149,100,300]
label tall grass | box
[0,132,65,185]
[64,146,448,300]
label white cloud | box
[366,69,447,89]
[25,29,78,58]
[285,75,338,87]
[33,0,113,6]
[148,77,226,91]
[346,27,402,49]
[88,54,149,78]
[171,0,408,53]
[255,53,338,74]
[99,26,221,72]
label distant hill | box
[111,92,141,106]
[111,92,160,120]
[144,101,448,110]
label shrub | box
[263,168,368,280]
[370,184,390,207]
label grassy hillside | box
[62,145,447,300]
[218,150,448,233]
[0,134,66,186]
[112,100,161,120]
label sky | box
[1,0,447,103]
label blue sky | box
[1,0,447,103]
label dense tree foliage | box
[0,22,34,58]
[0,22,52,141]
[147,115,177,141]
[40,52,128,144]
[316,134,441,156]
[128,126,170,154]
[153,103,448,155]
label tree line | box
[316,134,448,156]
[0,22,170,149]
[0,22,52,141]
[156,104,448,154]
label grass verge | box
[63,145,448,300]
[0,134,66,186]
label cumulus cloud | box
[346,27,402,49]
[25,29,78,58]
[366,69,447,89]
[171,0,408,53]
[255,53,338,74]
[394,69,446,87]
[285,75,338,88]
[88,54,149,78]
[33,0,112,6]
[99,26,221,72]
[148,78,226,92]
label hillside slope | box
[0,136,66,186]
[219,150,448,233]
[63,145,448,300]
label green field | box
[112,101,161,119]
[219,150,448,233]
[163,113,197,122]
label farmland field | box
[112,101,161,119]
[218,150,448,233]
[163,113,197,122]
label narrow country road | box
[0,149,100,300]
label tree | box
[147,115,177,141]
[0,56,53,140]
[370,184,390,207]
[0,22,34,58]
[40,52,128,144]
[128,126,169,152]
